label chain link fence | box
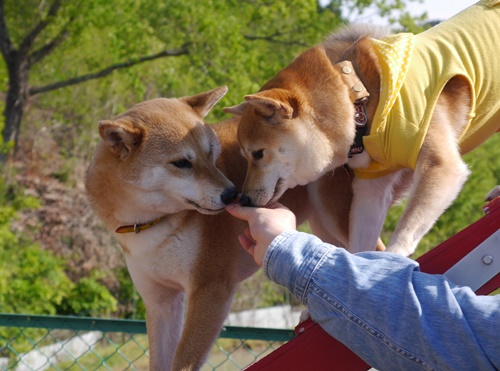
[0,314,294,370]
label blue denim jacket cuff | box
[263,231,331,304]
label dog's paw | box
[299,309,311,324]
[485,186,500,202]
[386,245,413,257]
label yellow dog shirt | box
[355,0,500,179]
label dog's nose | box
[239,194,255,207]
[221,186,238,205]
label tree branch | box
[19,0,62,54]
[30,26,71,66]
[29,46,190,96]
[243,33,309,47]
[0,0,13,61]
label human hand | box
[225,203,297,266]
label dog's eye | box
[171,159,192,169]
[252,149,264,160]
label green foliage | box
[325,0,429,32]
[3,245,74,314]
[112,267,146,319]
[57,273,118,317]
[0,178,117,317]
[232,269,300,311]
[132,0,342,116]
[0,179,72,315]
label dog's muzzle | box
[238,194,256,207]
[221,186,239,205]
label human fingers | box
[238,233,256,256]
[243,227,253,242]
[225,203,255,221]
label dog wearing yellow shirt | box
[225,1,500,256]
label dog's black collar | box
[348,97,369,158]
[334,60,370,158]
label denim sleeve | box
[263,231,500,371]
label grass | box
[41,334,280,370]
[47,334,150,371]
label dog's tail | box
[325,23,391,44]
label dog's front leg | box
[349,173,401,253]
[387,143,470,256]
[143,285,186,371]
[172,281,237,371]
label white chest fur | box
[117,217,200,293]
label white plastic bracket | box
[444,229,500,291]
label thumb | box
[225,203,254,221]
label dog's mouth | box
[240,178,284,208]
[186,199,224,215]
[269,177,284,204]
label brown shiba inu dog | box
[227,3,500,257]
[85,86,354,370]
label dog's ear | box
[244,89,294,122]
[98,120,142,160]
[182,86,228,118]
[223,102,248,116]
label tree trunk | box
[2,50,30,161]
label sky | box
[341,0,477,25]
[405,0,476,22]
